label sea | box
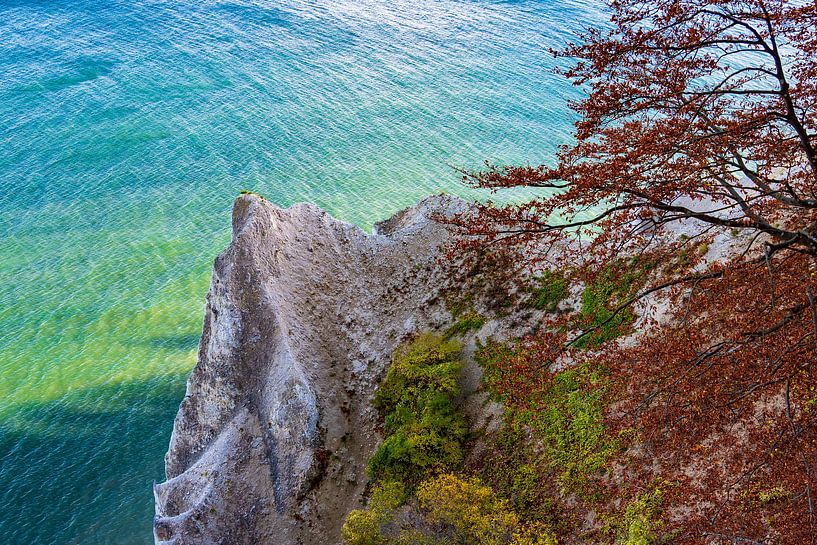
[0,1,606,543]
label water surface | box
[0,1,604,543]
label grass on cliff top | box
[238,189,264,198]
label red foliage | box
[456,1,817,543]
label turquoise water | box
[0,1,604,543]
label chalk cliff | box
[153,194,477,545]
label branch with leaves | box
[453,1,817,543]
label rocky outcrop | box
[153,194,470,545]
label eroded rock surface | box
[154,194,468,545]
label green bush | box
[510,464,541,513]
[370,480,407,511]
[342,509,387,545]
[369,334,467,485]
[476,340,621,499]
[445,310,486,338]
[528,271,569,312]
[573,261,649,348]
[417,473,518,544]
[473,415,562,529]
[417,473,558,545]
[618,486,665,545]
[474,339,523,405]
[537,363,618,497]
[341,481,406,545]
[374,333,461,414]
[343,335,469,544]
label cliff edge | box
[153,194,473,545]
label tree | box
[456,1,817,543]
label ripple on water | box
[0,1,607,543]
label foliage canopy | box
[455,1,817,542]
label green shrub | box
[510,464,541,513]
[475,339,527,405]
[417,473,518,544]
[477,340,621,499]
[618,486,665,545]
[344,335,470,544]
[445,310,486,338]
[374,333,461,414]
[536,363,619,497]
[369,334,467,485]
[573,261,649,348]
[370,480,407,511]
[738,484,792,507]
[528,271,569,312]
[474,417,562,529]
[416,473,558,545]
[341,481,406,545]
[342,509,387,545]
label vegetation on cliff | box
[368,333,467,486]
[526,270,568,312]
[450,0,817,542]
[475,338,664,544]
[416,473,558,545]
[345,2,817,543]
[343,334,560,545]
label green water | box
[0,1,604,543]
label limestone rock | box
[154,194,466,545]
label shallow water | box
[0,1,605,543]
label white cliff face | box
[154,194,468,545]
